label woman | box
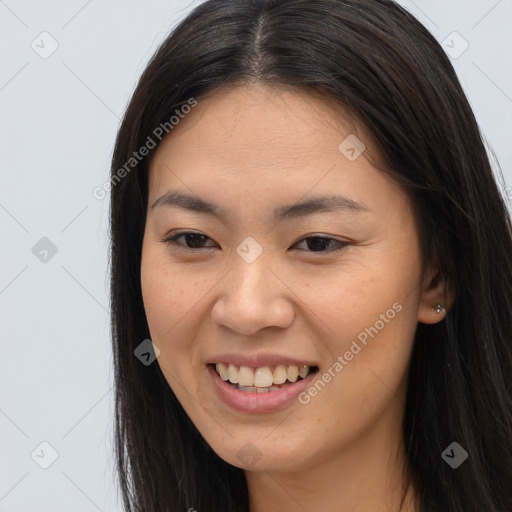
[109,1,512,511]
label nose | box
[211,256,295,336]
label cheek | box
[300,257,418,342]
[140,246,218,385]
[141,262,176,336]
[140,248,195,359]
[140,254,204,399]
[141,246,196,335]
[302,252,420,419]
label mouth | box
[209,363,319,393]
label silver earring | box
[433,303,445,314]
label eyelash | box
[160,231,350,254]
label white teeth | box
[253,366,273,387]
[298,365,309,378]
[287,365,299,383]
[227,363,239,383]
[238,366,254,386]
[216,363,229,381]
[214,363,314,388]
[272,365,287,384]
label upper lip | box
[207,352,319,369]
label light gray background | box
[1,1,511,510]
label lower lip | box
[207,365,317,414]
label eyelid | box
[160,230,351,254]
[160,230,217,250]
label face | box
[140,83,441,474]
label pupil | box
[187,233,206,248]
[308,237,329,251]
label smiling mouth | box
[211,363,319,393]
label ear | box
[418,265,455,324]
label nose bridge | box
[231,235,273,298]
[211,242,294,334]
[232,250,271,300]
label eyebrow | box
[151,190,370,223]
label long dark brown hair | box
[109,1,512,510]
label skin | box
[140,83,453,512]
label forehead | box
[146,83,409,221]
[150,83,361,172]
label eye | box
[161,231,350,254]
[292,235,350,253]
[161,231,217,251]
